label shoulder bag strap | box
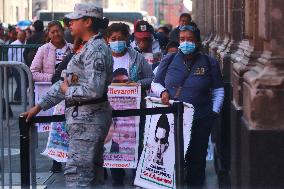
[173,53,200,100]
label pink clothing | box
[30,41,72,82]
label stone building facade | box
[0,0,32,24]
[32,0,107,18]
[192,0,284,188]
[145,0,188,26]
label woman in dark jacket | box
[152,25,224,187]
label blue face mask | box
[178,41,196,55]
[109,41,127,53]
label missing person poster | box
[134,97,194,189]
[103,84,141,169]
[34,82,54,132]
[41,101,68,162]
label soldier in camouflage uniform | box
[21,3,113,188]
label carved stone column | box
[193,0,206,37]
[213,0,231,184]
[209,0,225,58]
[228,2,245,185]
[217,0,230,59]
[229,0,252,187]
[202,0,215,53]
[231,0,264,109]
[240,0,284,188]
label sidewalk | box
[45,161,217,189]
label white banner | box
[103,84,141,169]
[34,82,54,132]
[134,97,194,189]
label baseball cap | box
[134,20,152,39]
[65,3,103,20]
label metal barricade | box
[0,44,41,104]
[0,61,35,189]
[19,103,185,189]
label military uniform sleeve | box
[38,81,65,110]
[105,49,114,87]
[65,48,113,101]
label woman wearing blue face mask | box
[107,22,154,90]
[152,25,225,187]
[106,23,154,187]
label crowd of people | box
[1,2,225,188]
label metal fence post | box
[0,66,4,189]
[19,116,30,188]
[173,102,185,188]
[4,66,12,188]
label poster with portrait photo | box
[41,101,69,162]
[134,97,194,189]
[103,83,141,169]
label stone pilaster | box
[202,0,215,53]
[209,0,225,58]
[243,0,284,130]
[239,1,284,188]
[231,0,263,108]
[193,0,206,37]
[217,0,230,57]
[230,38,261,189]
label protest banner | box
[41,101,68,162]
[134,97,194,189]
[103,84,141,169]
[34,82,54,132]
[40,83,142,164]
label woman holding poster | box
[152,24,225,187]
[106,22,154,186]
[106,22,154,89]
[30,20,72,173]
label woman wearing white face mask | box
[151,24,225,187]
[106,22,154,187]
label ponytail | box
[83,17,109,31]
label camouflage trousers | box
[64,112,111,188]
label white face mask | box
[156,128,166,140]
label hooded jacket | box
[126,47,154,90]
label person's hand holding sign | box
[161,90,170,105]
